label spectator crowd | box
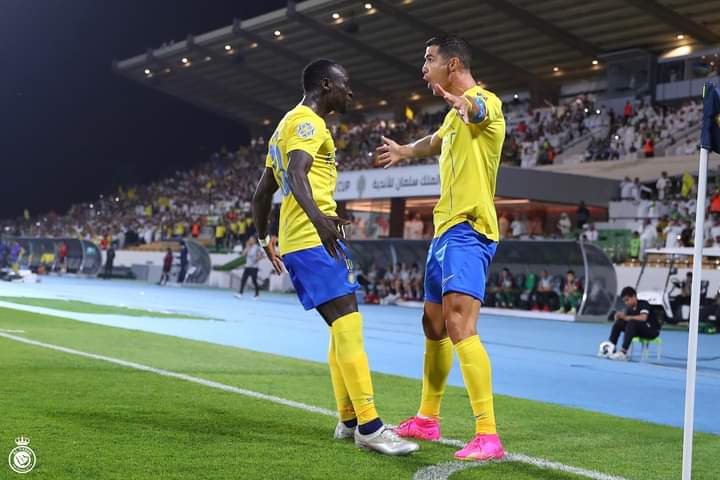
[0,93,702,266]
[585,99,701,162]
[2,93,604,249]
[1,141,268,253]
[616,169,720,261]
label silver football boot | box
[354,426,420,455]
[333,421,355,440]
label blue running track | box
[1,277,718,434]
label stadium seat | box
[629,336,662,361]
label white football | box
[598,341,615,357]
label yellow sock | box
[455,335,497,435]
[418,337,453,418]
[327,332,356,422]
[331,312,379,425]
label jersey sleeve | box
[638,301,651,315]
[264,151,273,169]
[285,114,326,157]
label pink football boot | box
[454,433,505,461]
[394,416,441,441]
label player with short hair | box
[377,34,506,461]
[252,58,418,456]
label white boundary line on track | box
[0,331,626,480]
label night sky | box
[0,0,287,220]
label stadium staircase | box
[552,134,593,165]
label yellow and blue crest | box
[296,121,315,139]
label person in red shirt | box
[623,101,633,120]
[711,191,720,215]
[547,146,556,164]
[58,241,68,274]
[643,138,654,158]
[191,221,201,238]
[159,248,173,286]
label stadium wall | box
[112,251,237,268]
[616,265,720,298]
[537,153,719,181]
[314,164,619,207]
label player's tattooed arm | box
[287,150,350,260]
[375,133,441,169]
[252,167,284,274]
[433,84,486,125]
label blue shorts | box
[424,222,497,304]
[282,243,360,311]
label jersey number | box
[269,143,291,197]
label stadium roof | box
[114,0,720,127]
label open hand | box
[262,236,284,274]
[313,215,351,259]
[434,84,475,124]
[376,136,407,169]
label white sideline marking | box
[0,332,626,480]
[414,454,627,480]
[0,332,334,417]
[0,329,25,333]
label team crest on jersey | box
[296,122,315,139]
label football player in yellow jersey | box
[252,59,418,456]
[377,35,506,461]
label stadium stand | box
[0,93,608,247]
[2,12,717,321]
[584,99,702,162]
[0,98,705,256]
[0,150,262,252]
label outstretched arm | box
[376,84,493,169]
[375,133,442,169]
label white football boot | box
[333,421,355,440]
[354,426,419,455]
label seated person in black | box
[669,272,692,323]
[606,286,661,361]
[700,289,720,326]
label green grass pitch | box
[1,306,718,479]
[0,296,211,320]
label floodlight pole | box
[681,147,708,480]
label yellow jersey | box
[265,104,337,255]
[434,85,505,241]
